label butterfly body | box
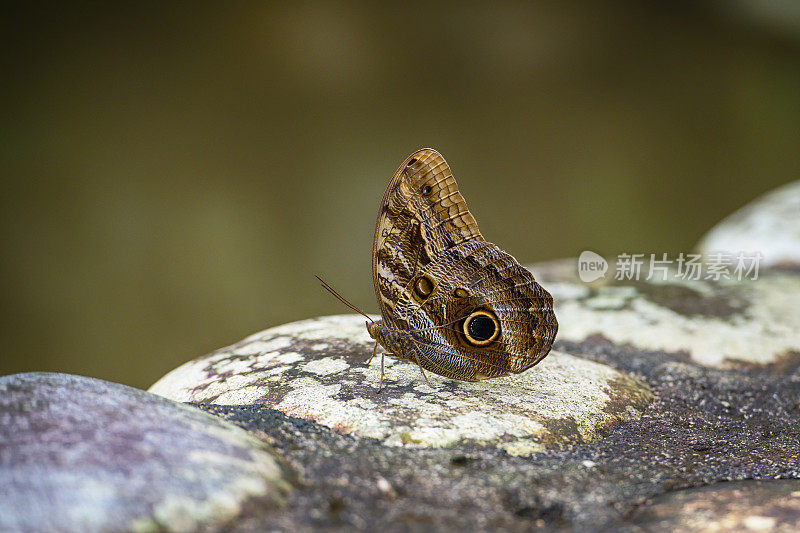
[368,149,558,383]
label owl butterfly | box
[320,148,557,390]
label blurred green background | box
[2,2,799,389]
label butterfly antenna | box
[315,275,374,324]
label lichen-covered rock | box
[536,260,800,368]
[194,354,800,532]
[150,315,653,455]
[630,480,800,532]
[0,373,290,533]
[697,180,800,267]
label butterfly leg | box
[366,340,378,365]
[377,349,386,393]
[409,349,433,388]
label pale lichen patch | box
[148,365,209,403]
[214,385,269,405]
[303,357,350,376]
[272,351,304,366]
[584,286,637,310]
[231,337,293,356]
[212,357,258,377]
[192,374,257,403]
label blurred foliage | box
[1,1,799,388]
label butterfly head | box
[366,319,382,341]
[366,319,417,362]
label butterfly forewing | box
[372,149,483,320]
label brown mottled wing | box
[372,148,483,324]
[400,241,558,379]
[371,148,557,381]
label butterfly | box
[319,148,557,390]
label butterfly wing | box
[371,148,557,381]
[372,148,483,324]
[400,240,558,380]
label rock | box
[195,354,800,531]
[536,259,800,368]
[630,480,800,532]
[697,180,800,267]
[0,373,290,533]
[149,315,653,455]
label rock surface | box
[150,315,653,455]
[537,259,800,368]
[630,479,800,532]
[0,373,290,533]
[697,180,800,267]
[197,350,800,531]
